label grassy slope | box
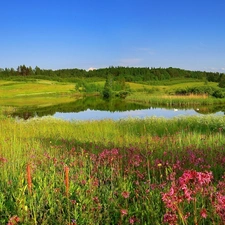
[0,79,79,107]
[128,81,218,93]
[0,80,75,98]
[0,79,219,97]
[126,80,225,105]
[0,78,223,108]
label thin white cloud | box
[205,67,225,73]
[87,67,97,71]
[209,67,217,71]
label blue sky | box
[1,0,225,72]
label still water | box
[8,97,224,121]
[54,108,224,121]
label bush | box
[75,79,102,93]
[102,87,112,99]
[175,86,217,96]
[218,74,225,88]
[212,90,225,98]
[175,88,188,95]
[115,90,130,99]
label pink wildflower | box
[214,193,225,221]
[129,216,139,224]
[163,212,178,225]
[129,217,135,224]
[120,209,128,216]
[7,215,20,225]
[122,191,130,199]
[200,208,207,219]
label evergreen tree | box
[102,74,113,99]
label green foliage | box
[102,87,112,99]
[115,90,130,99]
[218,74,225,88]
[212,90,225,98]
[1,65,224,85]
[75,79,101,93]
[17,65,33,76]
[102,75,131,99]
[102,75,113,99]
[175,86,217,96]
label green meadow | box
[0,76,225,224]
[0,78,224,108]
[0,80,75,99]
[0,116,225,224]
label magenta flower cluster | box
[161,170,225,224]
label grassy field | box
[0,78,223,108]
[0,79,82,108]
[0,77,225,224]
[0,80,75,98]
[0,95,82,108]
[94,80,218,93]
[0,116,225,224]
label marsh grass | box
[0,116,225,224]
[127,92,225,106]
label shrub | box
[175,86,217,96]
[212,90,225,98]
[115,90,130,99]
[102,87,112,99]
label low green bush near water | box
[0,116,225,224]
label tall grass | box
[0,116,225,224]
[127,92,225,105]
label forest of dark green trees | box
[0,65,225,86]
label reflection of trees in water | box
[21,112,35,120]
[9,96,225,120]
[193,105,225,114]
[11,97,150,119]
[12,109,55,120]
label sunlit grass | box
[127,92,225,105]
[0,116,225,224]
[128,81,218,93]
[0,80,75,98]
[1,77,225,224]
[0,79,222,109]
[1,115,225,154]
[0,95,81,107]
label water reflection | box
[5,96,225,120]
[54,108,224,121]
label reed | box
[127,92,225,106]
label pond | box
[54,108,224,120]
[4,96,225,120]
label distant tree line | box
[0,65,225,85]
